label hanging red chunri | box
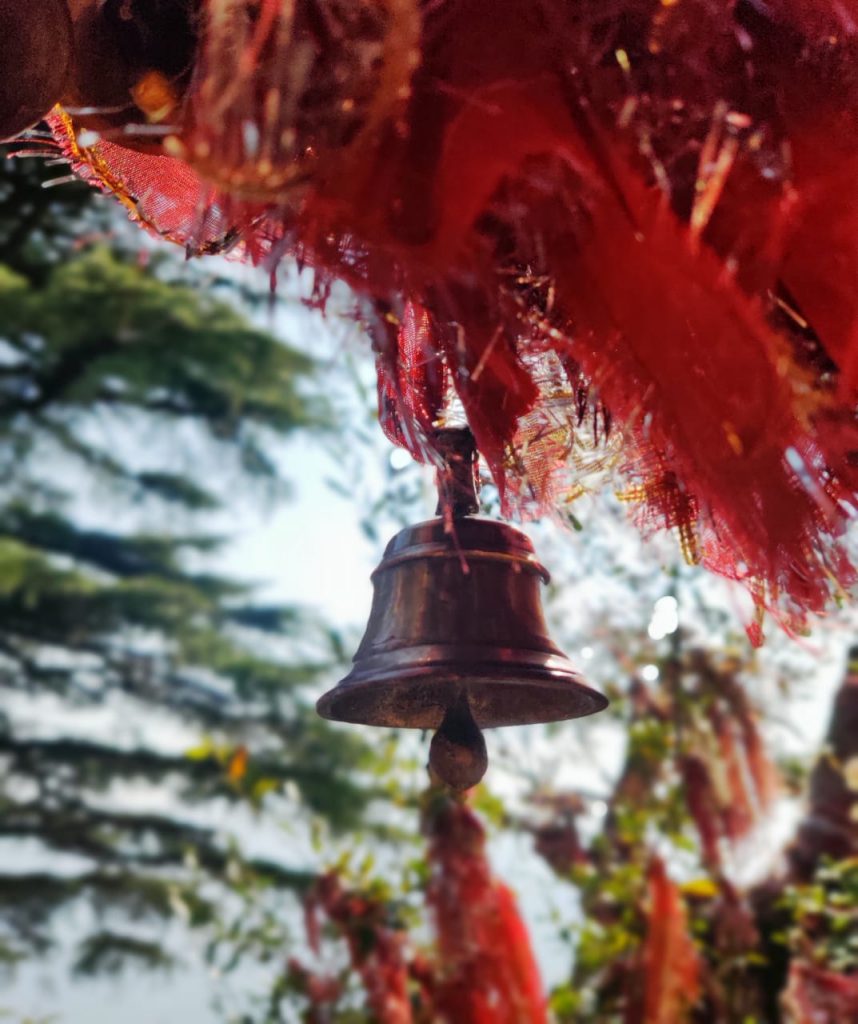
[6,0,858,636]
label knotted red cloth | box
[295,796,548,1022]
[36,0,858,636]
[423,797,549,1024]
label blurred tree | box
[269,639,857,1024]
[531,641,858,1024]
[0,155,377,982]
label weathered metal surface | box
[317,514,607,731]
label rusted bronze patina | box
[317,428,607,789]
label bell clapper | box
[428,693,488,791]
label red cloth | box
[425,799,549,1024]
[47,0,858,635]
[637,859,701,1024]
[295,798,549,1023]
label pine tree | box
[0,155,375,981]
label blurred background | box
[0,153,855,1024]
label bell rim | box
[316,658,609,729]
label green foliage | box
[73,933,176,977]
[0,246,319,428]
[0,155,379,992]
[780,858,858,973]
[0,246,322,510]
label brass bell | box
[317,428,608,789]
